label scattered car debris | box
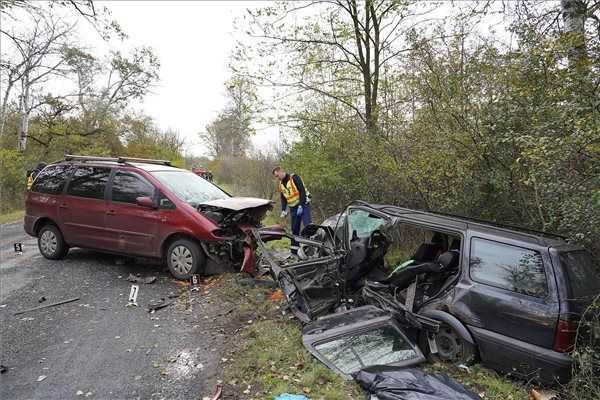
[126,274,157,284]
[458,363,471,374]
[204,383,222,400]
[274,394,309,400]
[13,297,79,316]
[0,364,7,373]
[38,296,46,303]
[353,367,482,400]
[147,298,175,313]
[529,389,559,400]
[36,375,47,382]
[269,289,285,302]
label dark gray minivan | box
[258,201,600,384]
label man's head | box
[272,166,286,181]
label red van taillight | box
[554,319,578,353]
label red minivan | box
[24,155,274,279]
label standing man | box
[273,166,311,255]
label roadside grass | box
[0,209,24,224]
[217,275,531,400]
[218,276,363,399]
[425,363,529,400]
[261,211,291,251]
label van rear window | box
[559,251,600,300]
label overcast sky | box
[93,1,263,157]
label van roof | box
[358,202,569,248]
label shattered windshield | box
[151,170,229,206]
[347,209,387,238]
[313,325,418,375]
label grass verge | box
[0,209,24,224]
[217,276,530,400]
[218,276,363,399]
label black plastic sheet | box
[353,366,482,400]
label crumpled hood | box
[199,197,272,211]
[198,197,273,229]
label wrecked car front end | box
[198,197,274,275]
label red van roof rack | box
[64,154,172,166]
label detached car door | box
[105,170,160,257]
[59,166,112,249]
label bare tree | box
[243,0,442,134]
[0,12,75,149]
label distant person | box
[26,163,46,190]
[273,166,312,255]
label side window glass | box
[111,172,155,204]
[66,167,110,200]
[347,209,386,239]
[31,165,72,194]
[469,238,547,297]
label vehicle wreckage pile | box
[252,201,600,398]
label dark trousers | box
[290,204,312,254]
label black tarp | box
[353,366,482,400]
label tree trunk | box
[18,76,30,151]
[561,0,587,64]
[0,80,14,137]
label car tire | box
[420,323,477,365]
[38,224,69,260]
[166,239,205,280]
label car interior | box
[341,211,463,309]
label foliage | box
[267,2,600,259]
[211,152,278,200]
[0,110,184,212]
[566,294,600,400]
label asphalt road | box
[0,220,227,400]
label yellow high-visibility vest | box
[279,174,308,208]
[27,174,33,190]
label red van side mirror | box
[136,196,155,208]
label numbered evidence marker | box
[190,274,200,292]
[14,243,23,255]
[127,285,139,307]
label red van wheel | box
[38,224,69,260]
[166,239,205,280]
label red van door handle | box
[106,210,116,216]
[59,203,68,209]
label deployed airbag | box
[353,366,482,400]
